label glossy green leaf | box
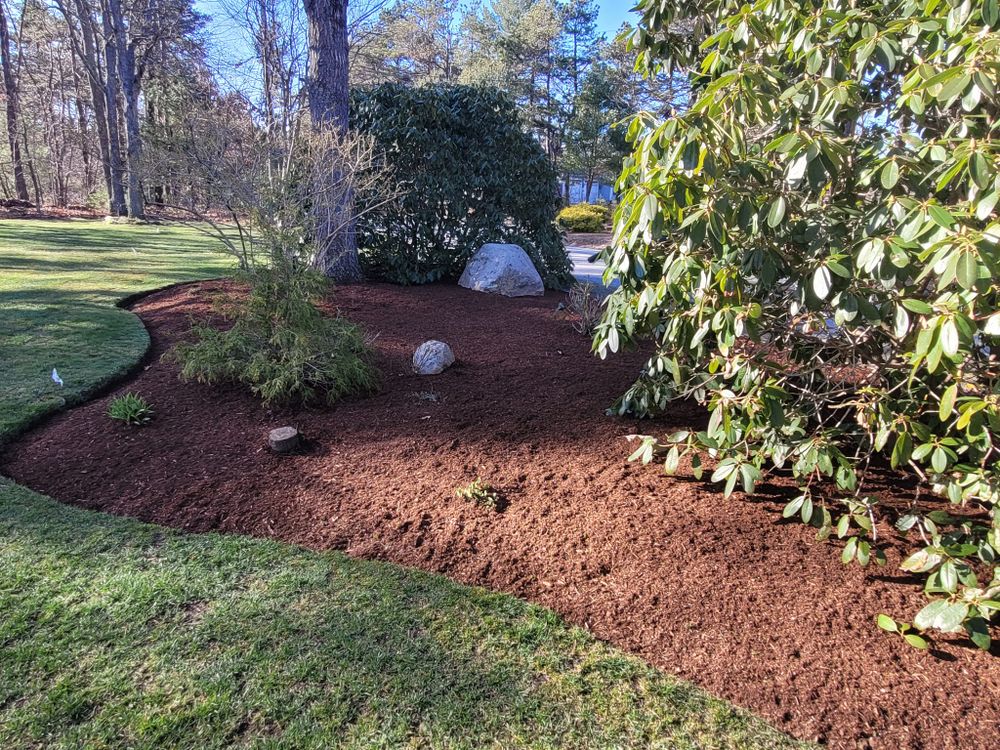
[767,196,786,228]
[881,160,900,189]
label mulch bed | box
[4,280,999,749]
[564,230,613,249]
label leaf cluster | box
[604,0,1000,649]
[455,477,504,510]
[107,393,155,426]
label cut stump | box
[268,426,300,453]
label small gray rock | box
[458,243,544,297]
[413,340,455,375]
[269,426,300,453]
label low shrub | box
[166,121,380,408]
[351,84,572,288]
[557,204,610,233]
[108,393,154,426]
[169,264,378,408]
[566,282,604,335]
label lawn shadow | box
[0,480,799,748]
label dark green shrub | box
[557,204,610,233]
[108,393,154,426]
[351,84,572,288]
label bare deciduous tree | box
[0,0,29,202]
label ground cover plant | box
[598,0,1000,647]
[0,219,806,748]
[0,220,232,442]
[107,392,154,426]
[352,84,573,288]
[455,477,505,510]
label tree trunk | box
[0,0,29,202]
[73,67,94,193]
[303,0,362,283]
[100,1,127,215]
[22,127,41,205]
[64,0,116,212]
[106,0,143,218]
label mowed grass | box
[0,218,806,748]
[0,219,232,441]
[0,481,806,750]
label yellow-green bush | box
[557,203,610,233]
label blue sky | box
[199,0,641,85]
[596,1,638,36]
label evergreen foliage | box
[600,0,1000,648]
[352,83,572,287]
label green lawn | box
[0,219,804,748]
[0,219,232,441]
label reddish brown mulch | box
[3,281,999,750]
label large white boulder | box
[413,340,455,375]
[458,243,544,297]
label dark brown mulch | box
[0,206,100,220]
[564,230,613,249]
[3,281,999,750]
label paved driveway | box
[567,245,617,289]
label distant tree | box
[599,29,687,118]
[562,64,623,201]
[461,0,564,157]
[0,0,29,202]
[40,0,205,214]
[354,0,464,85]
[561,30,686,202]
[558,0,599,102]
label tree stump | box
[268,426,300,453]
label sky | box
[596,1,638,37]
[198,0,642,93]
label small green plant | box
[876,615,929,651]
[557,203,609,233]
[108,393,154,426]
[455,478,504,510]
